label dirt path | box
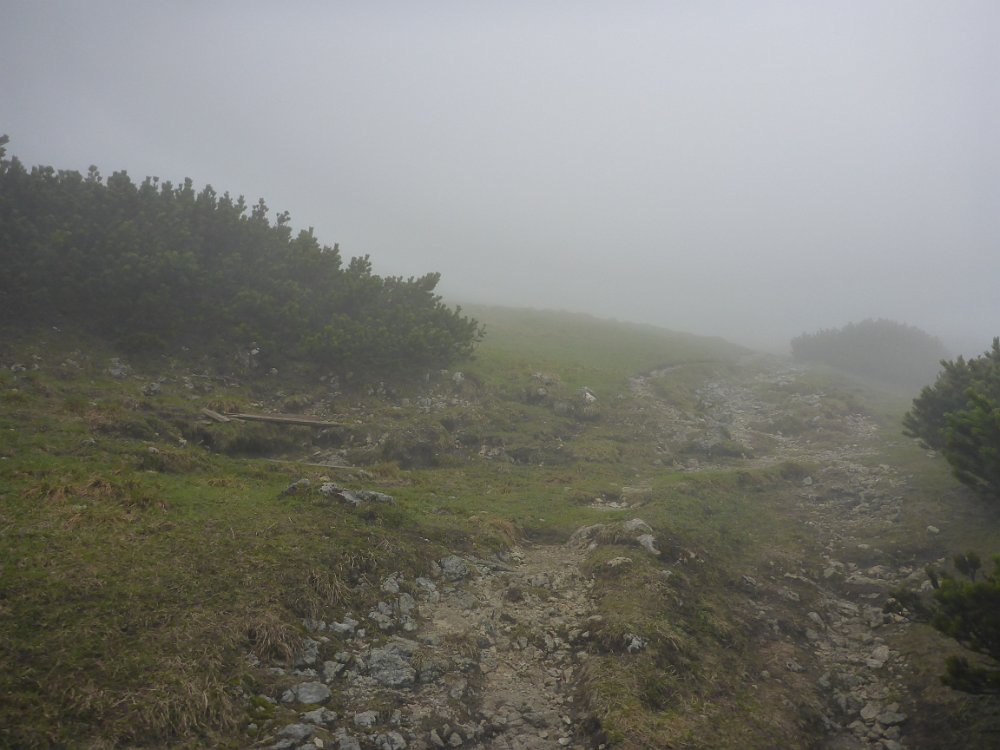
[746,456,916,750]
[427,545,595,750]
[254,542,597,750]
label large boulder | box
[319,483,395,507]
[368,639,419,687]
[282,681,331,705]
[438,555,469,582]
[569,519,662,556]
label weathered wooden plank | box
[223,412,343,428]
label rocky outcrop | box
[567,518,663,557]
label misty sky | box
[3,1,998,352]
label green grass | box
[2,312,999,749]
[462,304,746,393]
[1,453,491,747]
[0,344,476,748]
[575,471,826,749]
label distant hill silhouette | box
[791,319,949,389]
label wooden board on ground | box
[223,412,343,428]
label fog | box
[3,1,997,353]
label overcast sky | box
[3,1,997,352]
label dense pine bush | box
[0,136,481,377]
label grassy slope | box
[462,304,745,392]
[0,332,456,748]
[1,311,998,748]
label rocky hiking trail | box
[252,357,936,750]
[253,544,598,750]
[639,358,921,749]
[637,358,921,749]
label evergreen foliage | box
[895,340,1000,695]
[933,555,1000,694]
[895,554,1000,694]
[0,137,481,377]
[790,319,949,388]
[944,389,1000,500]
[903,339,1000,500]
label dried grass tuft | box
[244,609,299,664]
[33,474,157,510]
[471,513,521,547]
